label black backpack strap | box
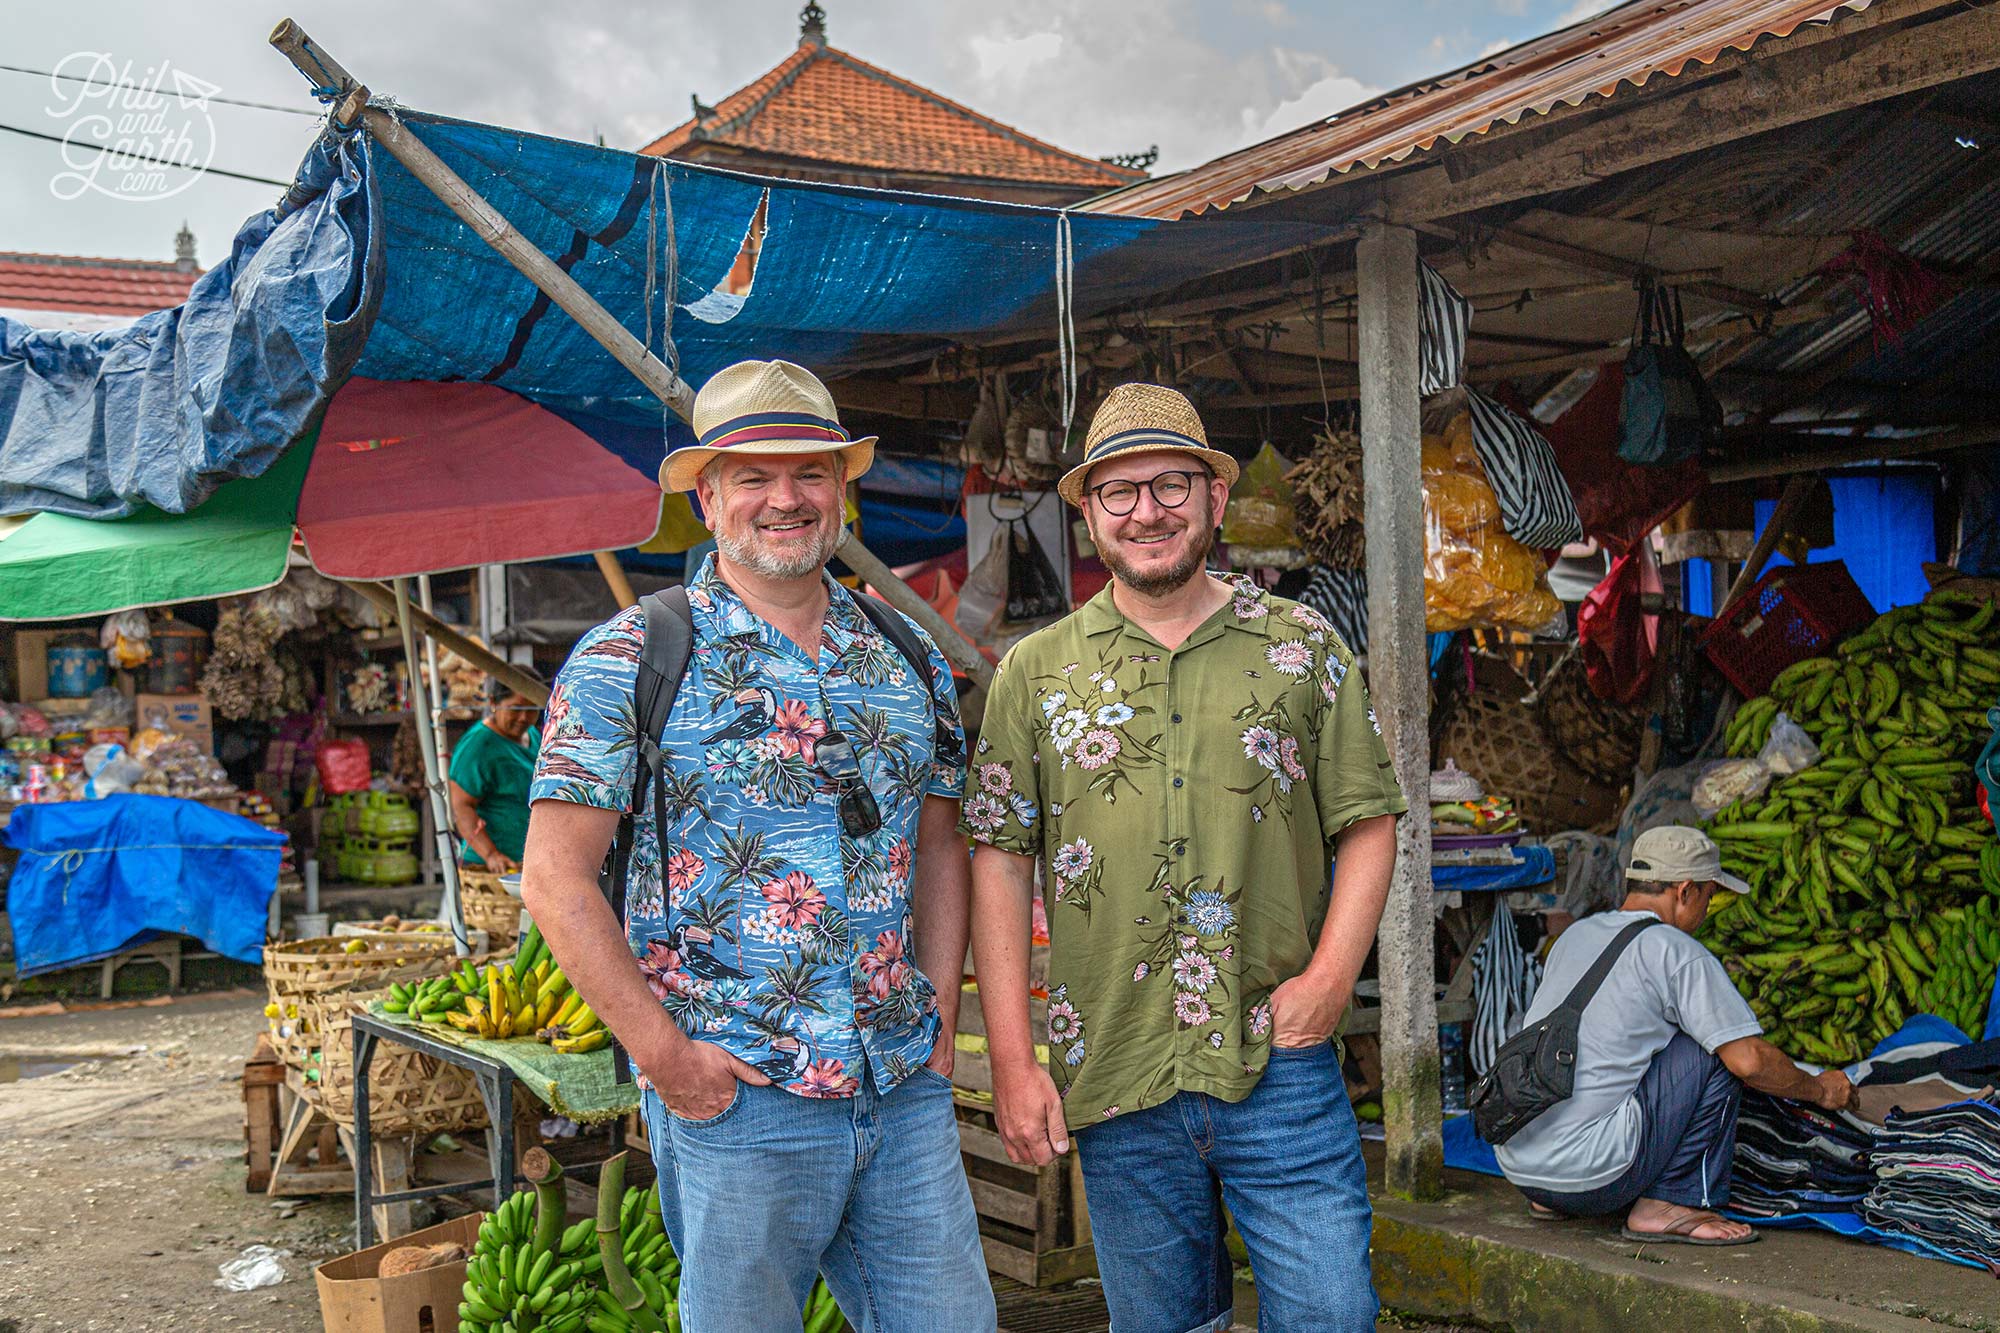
[850,592,963,766]
[1550,917,1658,1021]
[605,585,693,1089]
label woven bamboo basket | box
[457,868,522,943]
[1436,655,1624,835]
[263,936,459,1070]
[304,985,490,1135]
[1532,649,1643,786]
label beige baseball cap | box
[1626,826,1751,895]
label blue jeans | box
[1517,1031,1743,1217]
[1074,1040,1377,1333]
[641,1066,996,1333]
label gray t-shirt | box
[1493,909,1762,1192]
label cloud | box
[1243,63,1379,144]
[967,31,1064,84]
[1556,0,1623,26]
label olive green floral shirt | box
[962,575,1407,1130]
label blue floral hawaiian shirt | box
[530,554,966,1099]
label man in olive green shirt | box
[965,384,1405,1333]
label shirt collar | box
[1081,574,1276,641]
[686,551,867,650]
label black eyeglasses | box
[814,730,882,838]
[1086,469,1206,517]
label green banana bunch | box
[1700,591,2000,1065]
[384,974,468,1023]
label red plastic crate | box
[1697,560,1876,698]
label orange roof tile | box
[0,251,201,317]
[641,42,1145,190]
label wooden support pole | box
[836,530,994,689]
[273,18,960,680]
[1717,474,1817,619]
[1357,221,1442,1201]
[343,580,549,705]
[393,577,470,957]
[593,550,639,611]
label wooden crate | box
[243,1032,286,1192]
[953,1094,1095,1288]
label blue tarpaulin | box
[3,794,286,974]
[0,109,1317,522]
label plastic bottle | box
[1439,1023,1469,1114]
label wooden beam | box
[1357,0,2000,228]
[828,377,977,420]
[1482,224,1775,314]
[593,550,638,610]
[1357,221,1442,1202]
[1708,423,2000,482]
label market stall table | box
[346,1012,638,1247]
[1342,845,1555,1037]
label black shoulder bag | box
[597,585,958,1089]
[1469,917,1658,1145]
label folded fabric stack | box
[1858,1093,2000,1274]
[1730,1091,1874,1219]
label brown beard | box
[1097,517,1217,597]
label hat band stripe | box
[1088,427,1210,462]
[697,411,851,451]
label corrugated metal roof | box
[1088,0,1875,219]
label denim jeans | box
[1516,1031,1743,1217]
[641,1065,996,1333]
[1074,1040,1378,1333]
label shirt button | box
[1173,777,1184,788]
[1172,713,1183,723]
[1174,842,1186,857]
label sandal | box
[1620,1209,1760,1247]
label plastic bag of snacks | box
[1421,406,1565,634]
[1222,442,1303,562]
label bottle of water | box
[1439,1023,1469,1114]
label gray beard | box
[1100,522,1217,597]
[713,514,840,581]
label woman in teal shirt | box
[446,676,542,871]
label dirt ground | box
[0,991,1478,1333]
[0,993,352,1333]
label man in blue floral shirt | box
[522,360,995,1333]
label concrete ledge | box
[1366,1156,1999,1333]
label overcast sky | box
[1,0,1617,266]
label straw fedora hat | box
[1056,383,1240,507]
[660,359,877,493]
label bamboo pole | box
[342,580,549,705]
[837,530,993,688]
[1716,474,1817,619]
[394,577,470,957]
[272,20,983,687]
[593,550,639,611]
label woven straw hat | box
[1056,383,1240,507]
[660,359,877,493]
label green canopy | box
[0,434,314,621]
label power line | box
[0,62,323,117]
[0,119,294,188]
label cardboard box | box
[315,1212,484,1333]
[134,692,214,754]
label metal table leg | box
[352,1025,380,1249]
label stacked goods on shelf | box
[461,1150,848,1333]
[1699,592,2000,1065]
[321,789,420,885]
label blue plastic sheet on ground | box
[2,794,286,974]
[1439,1007,2000,1269]
[1432,845,1555,894]
[0,108,1319,521]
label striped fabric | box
[1300,563,1370,655]
[696,409,851,451]
[1466,390,1585,550]
[1418,260,1471,397]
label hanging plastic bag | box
[1003,520,1067,625]
[314,737,373,795]
[1420,408,1565,636]
[99,610,152,670]
[954,523,1011,643]
[1692,758,1773,818]
[1221,443,1297,551]
[1756,712,1822,777]
[1577,549,1661,705]
[1619,282,1722,466]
